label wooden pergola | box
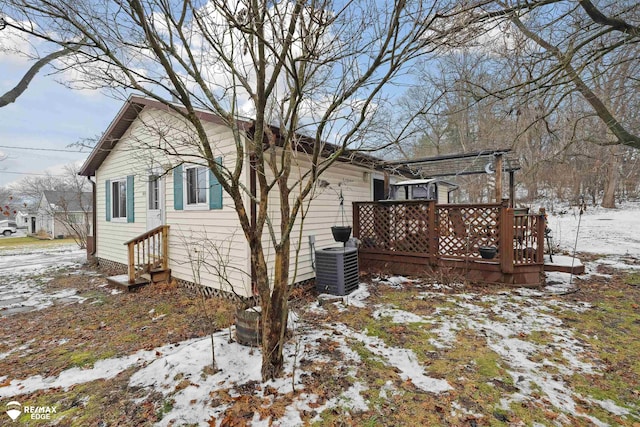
[383,149,521,206]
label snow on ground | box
[543,201,640,293]
[547,201,640,257]
[2,203,639,425]
[0,340,200,398]
[0,244,87,316]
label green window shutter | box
[209,158,222,210]
[105,180,111,222]
[126,175,135,223]
[173,165,184,210]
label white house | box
[15,210,35,232]
[34,191,93,238]
[79,96,415,297]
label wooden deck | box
[353,200,549,287]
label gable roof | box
[79,95,395,177]
[79,95,240,177]
[41,191,92,212]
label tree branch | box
[578,0,640,38]
[0,46,76,108]
[511,15,640,149]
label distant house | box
[15,209,36,232]
[35,191,93,238]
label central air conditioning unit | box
[315,247,359,296]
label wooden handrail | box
[124,225,169,246]
[124,225,170,284]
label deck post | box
[536,208,546,263]
[127,242,135,284]
[428,200,438,266]
[495,153,504,202]
[500,200,514,274]
[162,225,169,270]
[353,203,360,239]
[509,170,515,207]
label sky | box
[0,57,122,188]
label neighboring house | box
[15,210,37,232]
[79,95,410,298]
[36,191,93,238]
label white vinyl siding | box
[95,107,249,296]
[261,149,373,286]
[94,104,381,298]
[438,184,450,204]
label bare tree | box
[398,1,639,206]
[472,0,640,149]
[0,17,82,108]
[9,163,91,245]
[1,0,475,379]
[47,190,92,247]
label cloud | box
[0,17,39,64]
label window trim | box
[183,164,209,210]
[111,177,128,222]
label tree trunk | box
[601,149,619,208]
[260,244,290,381]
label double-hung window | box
[173,160,222,211]
[105,175,134,222]
[111,179,127,220]
[185,165,208,207]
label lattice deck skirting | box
[95,257,314,305]
[95,258,128,275]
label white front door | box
[146,173,164,230]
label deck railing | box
[123,225,170,284]
[353,200,545,272]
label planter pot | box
[478,246,497,259]
[236,307,261,347]
[331,226,352,243]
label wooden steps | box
[106,269,171,292]
[106,274,150,292]
[543,255,585,275]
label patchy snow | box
[341,283,370,308]
[547,202,640,256]
[372,306,427,324]
[0,340,198,398]
[317,382,369,415]
[337,324,452,394]
[3,203,640,425]
[0,246,87,316]
[544,254,583,268]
